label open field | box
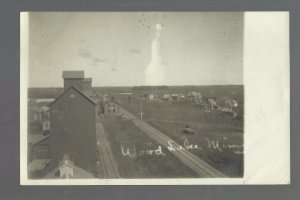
[101,116,198,178]
[148,120,243,177]
[105,85,244,177]
[115,98,243,177]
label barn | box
[49,85,98,175]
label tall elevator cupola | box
[62,71,84,91]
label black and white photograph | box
[20,12,289,184]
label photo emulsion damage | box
[24,12,244,181]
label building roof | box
[58,155,75,168]
[103,99,121,106]
[28,134,50,145]
[62,71,84,79]
[49,86,96,107]
[82,78,92,83]
[28,159,50,171]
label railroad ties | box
[96,118,120,178]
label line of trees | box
[132,86,169,91]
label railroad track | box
[121,108,226,178]
[96,121,119,178]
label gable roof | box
[62,71,84,79]
[103,99,121,106]
[49,86,96,107]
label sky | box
[27,12,244,87]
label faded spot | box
[93,57,108,63]
[145,23,166,86]
[78,49,91,58]
[130,49,141,54]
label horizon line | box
[28,84,244,89]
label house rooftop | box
[62,71,84,79]
[28,134,50,145]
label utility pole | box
[138,100,143,136]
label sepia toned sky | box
[27,12,244,87]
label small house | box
[103,100,122,116]
[28,106,43,122]
[171,94,180,101]
[161,94,171,101]
[224,99,238,109]
[187,92,202,103]
[148,94,155,100]
[207,98,221,110]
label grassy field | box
[106,85,244,177]
[114,97,243,177]
[148,120,243,177]
[101,116,198,178]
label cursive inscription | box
[121,137,243,158]
[121,145,166,158]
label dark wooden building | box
[62,71,84,91]
[49,86,98,175]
